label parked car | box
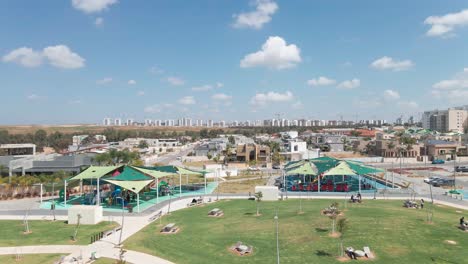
[431,178,454,187]
[424,176,441,184]
[432,159,445,164]
[248,166,260,171]
[455,166,468,172]
[272,165,282,170]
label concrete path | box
[0,245,79,255]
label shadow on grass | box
[315,228,328,233]
[315,250,332,257]
[430,256,458,263]
[244,212,254,216]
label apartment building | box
[422,107,468,133]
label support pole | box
[156,178,159,204]
[64,180,67,206]
[179,172,182,198]
[318,174,321,193]
[204,172,207,195]
[97,178,100,206]
[40,183,43,204]
[358,174,361,193]
[137,193,140,213]
[80,179,83,195]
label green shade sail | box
[323,162,357,176]
[150,165,203,175]
[103,166,153,181]
[70,165,122,181]
[104,179,154,194]
[346,161,384,175]
[286,162,317,175]
[132,166,175,178]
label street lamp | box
[274,210,280,264]
[117,197,125,246]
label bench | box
[161,223,178,233]
[148,211,162,222]
[363,246,375,259]
[208,208,223,217]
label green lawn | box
[0,220,118,246]
[125,199,468,264]
[0,254,63,264]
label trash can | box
[51,203,56,210]
[128,205,133,213]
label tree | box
[350,131,362,137]
[272,149,283,165]
[213,154,220,164]
[255,191,263,216]
[327,202,341,235]
[228,135,235,145]
[387,141,395,157]
[337,218,349,257]
[207,153,213,160]
[137,140,149,149]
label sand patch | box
[444,240,457,245]
[328,232,341,238]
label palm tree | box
[255,191,263,216]
[387,141,395,157]
[337,218,349,257]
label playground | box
[38,165,217,212]
[125,199,468,264]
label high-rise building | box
[125,119,134,126]
[114,118,122,126]
[422,107,468,132]
[103,117,112,126]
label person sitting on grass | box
[345,247,357,260]
[350,195,355,203]
[460,217,466,226]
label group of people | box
[350,193,362,203]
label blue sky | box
[1,0,468,124]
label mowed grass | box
[125,199,468,264]
[0,254,63,264]
[0,220,118,246]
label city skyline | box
[1,1,468,124]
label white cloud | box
[307,76,336,87]
[136,91,145,96]
[337,79,360,89]
[432,68,468,90]
[72,0,118,14]
[167,77,185,86]
[240,36,301,70]
[397,101,419,109]
[212,93,232,100]
[192,85,213,92]
[178,96,196,105]
[216,82,224,88]
[233,0,278,29]
[26,94,45,101]
[371,56,414,71]
[149,66,164,75]
[383,89,400,100]
[250,91,293,106]
[144,103,173,113]
[424,9,468,37]
[96,77,112,84]
[95,17,104,26]
[42,45,85,69]
[3,45,85,69]
[2,47,43,67]
[128,79,136,85]
[431,68,468,103]
[292,101,303,109]
[68,99,82,104]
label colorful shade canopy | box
[150,165,204,175]
[285,162,317,175]
[70,165,122,181]
[323,161,357,176]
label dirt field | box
[0,125,232,135]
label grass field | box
[215,178,267,194]
[125,199,468,264]
[0,254,63,264]
[0,220,118,246]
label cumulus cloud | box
[397,101,419,109]
[178,96,196,105]
[96,77,112,84]
[424,9,468,37]
[431,68,468,103]
[27,94,43,101]
[72,0,118,14]
[144,103,173,113]
[42,45,85,69]
[250,91,293,106]
[167,77,185,86]
[128,79,136,85]
[212,93,232,100]
[383,89,400,100]
[337,79,360,89]
[233,0,278,29]
[2,47,43,67]
[95,17,104,26]
[136,90,145,96]
[292,101,303,109]
[3,45,85,69]
[216,82,224,88]
[371,56,414,71]
[149,66,164,75]
[307,76,336,87]
[192,85,213,92]
[240,36,301,70]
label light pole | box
[118,197,125,246]
[274,210,280,264]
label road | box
[154,143,198,165]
